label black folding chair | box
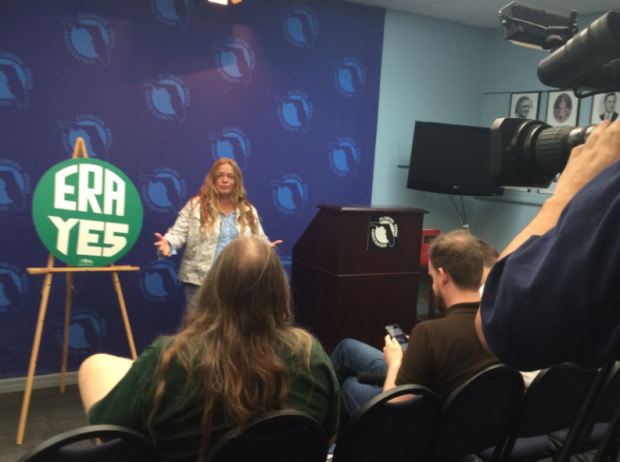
[332,384,442,462]
[17,425,161,462]
[552,362,620,462]
[476,363,597,462]
[433,364,524,462]
[206,409,327,462]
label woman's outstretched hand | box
[154,233,171,257]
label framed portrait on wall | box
[509,92,540,120]
[546,91,579,127]
[591,92,620,124]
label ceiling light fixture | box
[208,0,242,4]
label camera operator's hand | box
[553,120,620,203]
[498,120,620,260]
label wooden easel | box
[16,138,140,445]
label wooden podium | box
[292,204,427,352]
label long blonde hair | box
[196,158,259,235]
[147,237,313,461]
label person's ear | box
[438,268,449,287]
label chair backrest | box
[514,364,597,438]
[498,363,597,461]
[17,425,161,462]
[593,363,620,423]
[333,384,442,462]
[434,364,524,462]
[206,409,327,462]
[555,361,620,462]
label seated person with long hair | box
[78,237,342,462]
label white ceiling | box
[344,0,620,29]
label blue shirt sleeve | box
[480,160,620,371]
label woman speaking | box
[154,158,280,307]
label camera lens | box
[536,125,596,175]
[491,118,597,188]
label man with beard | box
[330,231,499,415]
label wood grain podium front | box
[292,204,427,352]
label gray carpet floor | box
[0,385,89,462]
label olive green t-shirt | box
[89,336,342,462]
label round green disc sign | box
[32,158,143,267]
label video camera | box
[491,2,620,188]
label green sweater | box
[89,336,342,462]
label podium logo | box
[61,14,115,66]
[282,6,318,49]
[271,174,308,215]
[0,53,33,108]
[150,0,194,28]
[0,263,29,314]
[139,259,181,303]
[277,91,313,133]
[370,216,398,249]
[334,58,366,98]
[215,38,255,85]
[328,138,360,177]
[60,115,113,160]
[55,308,107,355]
[0,159,32,212]
[140,167,187,214]
[144,74,190,122]
[32,158,143,267]
[209,127,251,171]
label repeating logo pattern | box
[215,38,255,84]
[0,53,33,108]
[276,90,313,133]
[328,137,361,177]
[271,174,308,215]
[369,216,399,249]
[0,263,29,314]
[54,308,107,355]
[62,14,115,66]
[209,127,251,171]
[150,0,194,28]
[0,159,32,212]
[138,259,181,303]
[334,57,366,98]
[282,6,319,49]
[144,74,191,122]
[59,114,113,160]
[140,167,187,213]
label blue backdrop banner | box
[0,0,385,379]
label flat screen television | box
[406,121,503,197]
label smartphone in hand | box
[385,324,408,351]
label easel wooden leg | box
[17,254,55,445]
[111,268,137,360]
[60,271,73,393]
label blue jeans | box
[330,339,387,416]
[184,283,200,311]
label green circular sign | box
[32,158,143,267]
